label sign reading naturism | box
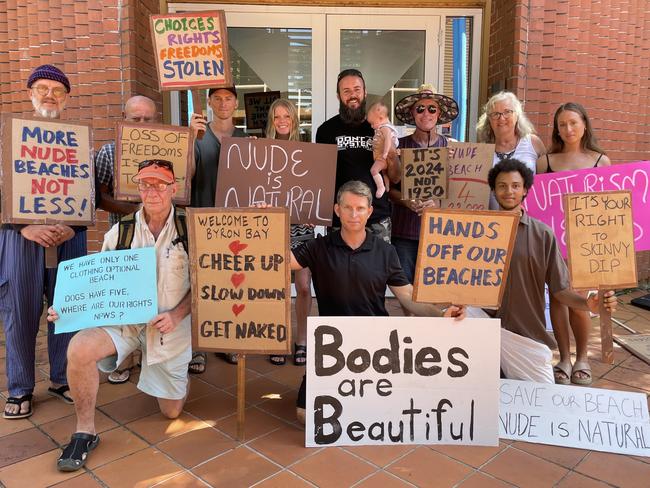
[1,115,94,225]
[150,11,232,90]
[306,317,501,447]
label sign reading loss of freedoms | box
[413,209,519,307]
[215,137,337,225]
[500,379,650,457]
[188,208,291,354]
[306,317,501,447]
[439,142,494,211]
[1,115,94,225]
[564,191,637,290]
[115,122,193,205]
[150,11,232,90]
[400,147,448,200]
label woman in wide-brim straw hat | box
[389,84,458,286]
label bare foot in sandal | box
[553,360,571,385]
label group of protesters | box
[0,64,617,471]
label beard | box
[339,98,367,125]
[31,97,63,119]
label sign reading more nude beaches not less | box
[188,208,291,355]
[1,114,94,225]
[563,191,637,290]
[413,209,519,307]
[150,11,232,91]
[115,122,193,205]
[400,147,448,200]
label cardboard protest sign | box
[500,379,650,457]
[188,208,291,354]
[1,115,94,225]
[413,209,519,307]
[150,11,232,91]
[244,91,281,131]
[114,122,193,205]
[215,137,337,225]
[439,142,494,210]
[306,317,501,447]
[614,334,650,365]
[400,147,447,200]
[564,191,637,290]
[53,247,158,333]
[523,161,650,257]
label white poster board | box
[306,317,501,447]
[499,379,650,457]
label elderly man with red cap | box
[0,65,87,419]
[48,159,192,471]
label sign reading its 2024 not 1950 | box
[188,208,291,355]
[564,190,637,290]
[400,147,448,200]
[413,209,519,307]
[150,11,232,90]
[1,115,94,225]
[215,137,337,225]
[52,247,158,334]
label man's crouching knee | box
[158,399,185,419]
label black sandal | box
[57,432,100,472]
[48,385,74,405]
[3,394,33,419]
[269,354,286,365]
[188,352,207,374]
[293,344,307,366]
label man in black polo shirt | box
[291,180,464,422]
[316,69,398,242]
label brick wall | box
[0,0,161,252]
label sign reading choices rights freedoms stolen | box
[1,115,94,225]
[306,317,501,447]
[188,208,291,355]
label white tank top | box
[489,134,539,210]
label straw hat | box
[394,84,459,125]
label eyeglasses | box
[137,159,175,175]
[32,84,67,99]
[415,105,438,115]
[138,182,171,192]
[488,109,515,120]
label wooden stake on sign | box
[599,287,614,364]
[191,91,205,140]
[45,247,58,269]
[236,354,246,441]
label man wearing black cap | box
[188,86,246,369]
[0,65,86,419]
[316,69,397,243]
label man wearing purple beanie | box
[0,64,87,419]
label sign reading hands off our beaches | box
[150,11,232,90]
[564,190,637,290]
[115,122,193,205]
[1,115,94,225]
[500,379,650,457]
[52,248,158,333]
[306,317,501,447]
[215,137,337,225]
[413,209,519,307]
[188,208,291,355]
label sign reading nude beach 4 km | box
[1,115,94,225]
[413,209,519,307]
[188,208,291,355]
[150,11,232,90]
[115,122,192,205]
[400,147,448,200]
[564,191,637,290]
[439,142,494,210]
[215,137,337,225]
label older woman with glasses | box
[476,91,545,210]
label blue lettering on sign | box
[21,126,79,146]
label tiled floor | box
[1,289,650,487]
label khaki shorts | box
[97,326,191,400]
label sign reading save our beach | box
[150,11,232,91]
[413,209,519,307]
[1,115,94,225]
[188,208,291,355]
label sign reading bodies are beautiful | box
[523,161,650,257]
[306,317,501,447]
[499,379,650,457]
[1,115,94,225]
[53,248,158,333]
[215,137,337,225]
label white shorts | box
[97,326,191,400]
